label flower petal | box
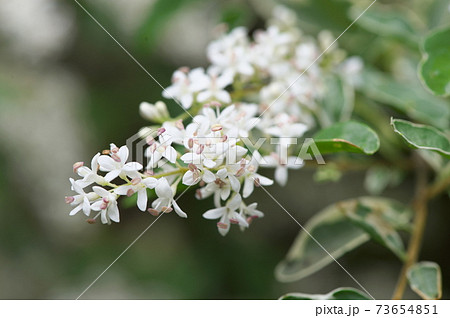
[202,207,226,219]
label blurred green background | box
[0,0,448,299]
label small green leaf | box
[391,118,450,158]
[407,262,442,300]
[312,121,380,155]
[419,26,450,97]
[322,75,354,124]
[279,287,371,300]
[275,197,411,282]
[341,201,407,260]
[351,6,419,46]
[364,166,404,195]
[361,70,450,129]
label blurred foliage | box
[0,0,449,300]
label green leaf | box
[281,0,352,32]
[391,118,450,158]
[279,287,371,300]
[341,201,407,260]
[275,197,411,282]
[419,26,450,97]
[322,75,354,124]
[351,6,419,46]
[361,69,450,129]
[312,121,380,155]
[407,262,442,300]
[364,166,404,195]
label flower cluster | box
[66,6,362,235]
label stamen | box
[73,162,84,173]
[65,196,75,204]
[162,206,173,213]
[131,177,141,185]
[217,222,228,229]
[126,189,135,197]
[229,218,239,224]
[175,119,184,130]
[86,219,96,224]
[111,154,121,162]
[148,208,160,216]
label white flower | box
[239,202,264,231]
[98,144,143,182]
[196,67,233,104]
[151,178,187,218]
[262,152,303,186]
[207,27,254,77]
[74,153,105,187]
[241,152,273,198]
[264,113,308,138]
[66,178,98,216]
[146,132,178,168]
[196,167,240,202]
[162,67,209,109]
[182,164,216,186]
[114,177,157,211]
[202,194,248,236]
[91,186,120,224]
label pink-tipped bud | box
[111,154,121,163]
[157,127,166,136]
[86,219,96,224]
[188,138,194,148]
[148,208,160,216]
[162,206,173,213]
[65,196,75,204]
[229,218,239,225]
[126,189,135,197]
[175,119,184,130]
[217,222,228,229]
[73,162,84,173]
[131,177,141,186]
[211,124,222,132]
